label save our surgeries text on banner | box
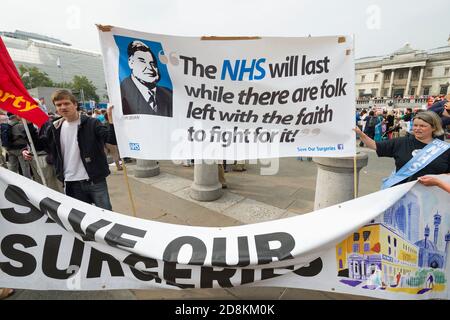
[98,26,356,160]
[1,168,449,300]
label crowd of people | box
[0,91,448,203]
[1,91,121,205]
[0,90,449,299]
[356,95,450,144]
[355,94,450,190]
[0,91,250,197]
[0,89,122,299]
[357,94,448,102]
[357,107,429,143]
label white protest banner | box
[1,168,449,299]
[98,26,356,160]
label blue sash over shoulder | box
[381,139,450,189]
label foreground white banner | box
[0,168,449,300]
[99,26,356,160]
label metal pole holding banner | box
[21,118,47,186]
[121,160,137,217]
[350,34,358,199]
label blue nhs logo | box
[337,144,344,150]
[129,143,141,151]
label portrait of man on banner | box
[116,37,173,117]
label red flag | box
[0,37,49,127]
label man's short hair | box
[127,40,157,62]
[51,89,77,105]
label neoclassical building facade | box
[355,37,450,98]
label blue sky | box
[2,0,449,58]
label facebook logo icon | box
[337,144,344,150]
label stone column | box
[134,159,160,178]
[378,71,385,98]
[313,153,369,210]
[405,68,413,97]
[388,70,395,98]
[190,160,223,201]
[416,67,424,97]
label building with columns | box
[355,36,450,99]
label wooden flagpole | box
[121,160,137,217]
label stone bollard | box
[313,152,368,210]
[190,160,223,202]
[134,159,160,178]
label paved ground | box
[7,146,394,300]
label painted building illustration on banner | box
[336,191,450,295]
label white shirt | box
[60,117,89,182]
[361,114,368,131]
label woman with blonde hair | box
[355,111,450,187]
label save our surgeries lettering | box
[0,184,150,280]
[159,232,322,288]
[0,184,323,287]
[163,232,296,267]
[0,185,148,248]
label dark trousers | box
[65,179,112,210]
[364,128,375,140]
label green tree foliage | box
[18,66,100,102]
[52,81,73,89]
[19,65,54,89]
[71,75,99,102]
